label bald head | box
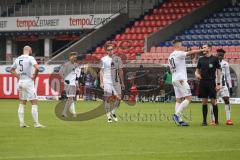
[23,46,32,55]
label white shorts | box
[104,83,122,97]
[218,86,230,98]
[64,84,77,97]
[18,79,37,101]
[172,80,191,99]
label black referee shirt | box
[197,55,221,80]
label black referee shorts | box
[198,80,217,99]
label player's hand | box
[31,75,37,80]
[65,80,70,84]
[229,88,233,96]
[195,73,201,80]
[16,74,20,80]
[100,83,104,89]
[215,84,220,92]
[121,83,125,90]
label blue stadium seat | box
[212,41,220,46]
[216,35,223,40]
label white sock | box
[111,99,120,115]
[176,99,190,116]
[225,104,231,120]
[62,99,71,115]
[175,102,180,113]
[104,101,112,119]
[70,102,76,115]
[210,105,215,122]
[18,104,25,125]
[31,105,39,124]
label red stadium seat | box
[131,34,137,40]
[229,46,236,52]
[150,21,156,27]
[139,21,145,27]
[156,47,162,53]
[144,15,150,20]
[153,9,158,14]
[150,47,156,53]
[144,21,150,27]
[115,34,121,40]
[153,27,159,32]
[147,27,153,33]
[125,28,131,34]
[136,27,141,34]
[156,21,163,27]
[134,21,140,27]
[141,27,147,34]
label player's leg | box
[172,81,181,124]
[110,85,122,122]
[199,80,209,126]
[30,99,45,128]
[27,81,45,128]
[223,96,233,125]
[103,84,114,122]
[18,81,29,128]
[70,100,77,117]
[175,81,192,116]
[202,98,208,126]
[62,85,76,117]
[210,99,218,125]
[18,100,28,128]
[209,81,218,125]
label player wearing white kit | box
[59,52,81,118]
[168,40,207,126]
[210,49,233,125]
[100,43,125,123]
[10,46,45,128]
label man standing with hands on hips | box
[195,44,221,126]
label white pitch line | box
[0,148,240,159]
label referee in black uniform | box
[195,44,221,126]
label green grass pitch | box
[0,99,240,160]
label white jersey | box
[220,60,232,88]
[168,50,188,82]
[59,61,81,86]
[100,55,123,85]
[11,55,37,81]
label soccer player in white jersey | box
[100,43,125,123]
[168,40,207,126]
[59,52,81,118]
[210,49,233,125]
[10,46,45,128]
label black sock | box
[202,104,208,123]
[212,105,219,124]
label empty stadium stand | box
[149,2,240,64]
[85,0,207,64]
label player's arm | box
[195,59,202,80]
[31,64,39,80]
[186,48,207,56]
[195,68,201,80]
[118,58,125,89]
[100,68,104,89]
[10,67,19,79]
[119,68,125,90]
[99,60,104,89]
[59,64,66,81]
[225,63,232,88]
[215,68,221,91]
[10,60,19,79]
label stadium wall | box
[49,14,130,63]
[145,0,231,52]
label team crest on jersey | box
[209,64,213,68]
